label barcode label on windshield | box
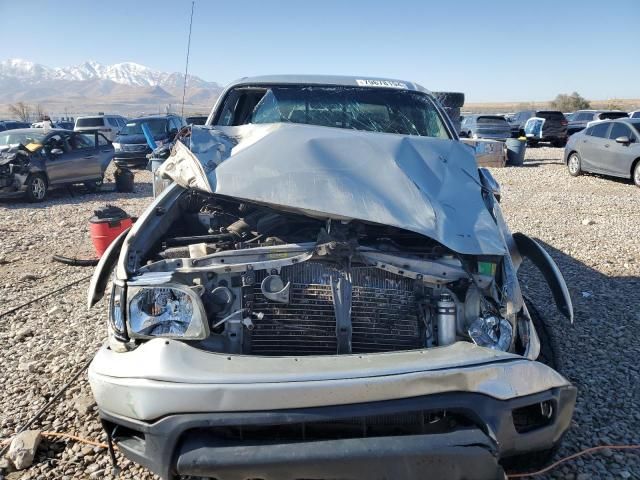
[356,79,408,89]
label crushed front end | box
[88,123,576,479]
[0,146,34,197]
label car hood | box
[158,123,506,255]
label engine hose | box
[52,255,99,267]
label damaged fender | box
[512,232,574,322]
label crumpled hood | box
[159,123,506,255]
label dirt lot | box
[0,150,639,480]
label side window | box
[217,92,240,126]
[608,123,633,141]
[45,134,68,153]
[590,123,610,139]
[69,133,96,150]
[97,134,110,146]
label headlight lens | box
[127,284,208,339]
[468,314,512,351]
[112,142,121,151]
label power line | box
[181,0,195,118]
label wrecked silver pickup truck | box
[87,75,576,480]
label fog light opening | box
[512,400,555,433]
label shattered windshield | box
[0,131,46,148]
[220,86,450,138]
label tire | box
[567,152,582,177]
[633,161,640,188]
[84,178,102,193]
[25,174,47,202]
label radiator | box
[249,262,423,355]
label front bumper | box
[113,152,150,169]
[0,175,28,198]
[99,387,575,480]
[90,340,576,479]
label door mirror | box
[50,148,64,155]
[615,136,631,145]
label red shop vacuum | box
[89,205,133,257]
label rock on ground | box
[7,430,41,470]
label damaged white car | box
[87,76,576,480]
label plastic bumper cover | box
[99,386,575,480]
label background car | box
[74,114,128,141]
[509,110,568,145]
[630,111,640,119]
[56,121,75,130]
[0,120,31,131]
[520,111,568,147]
[0,128,114,201]
[113,114,185,169]
[567,110,628,135]
[459,114,511,140]
[565,118,640,187]
[185,115,208,125]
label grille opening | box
[512,401,554,433]
[187,410,473,444]
[249,263,424,356]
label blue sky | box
[0,0,637,102]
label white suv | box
[74,114,127,141]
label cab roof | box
[224,75,430,93]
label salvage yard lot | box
[0,150,639,479]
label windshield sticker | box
[356,79,408,89]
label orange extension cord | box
[1,432,638,477]
[506,444,640,478]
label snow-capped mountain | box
[0,58,217,89]
[0,59,222,114]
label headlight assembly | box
[112,142,121,151]
[127,284,209,339]
[109,283,127,340]
[468,314,512,351]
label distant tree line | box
[7,102,47,122]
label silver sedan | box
[564,118,640,187]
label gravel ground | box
[0,150,639,480]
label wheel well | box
[27,171,48,186]
[566,150,578,165]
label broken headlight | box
[468,314,513,351]
[127,284,208,339]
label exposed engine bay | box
[116,188,527,357]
